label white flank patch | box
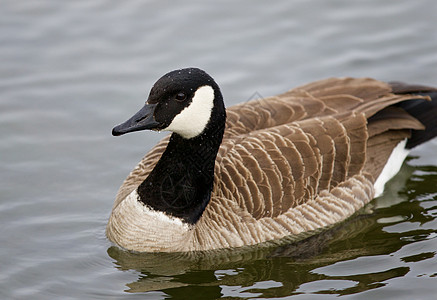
[374,139,410,197]
[163,85,215,139]
[127,189,191,229]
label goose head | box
[112,68,225,139]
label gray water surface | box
[1,1,437,299]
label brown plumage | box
[107,71,436,252]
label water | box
[1,0,437,299]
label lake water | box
[1,0,437,299]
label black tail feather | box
[391,82,437,149]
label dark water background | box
[1,1,437,299]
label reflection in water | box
[107,160,437,298]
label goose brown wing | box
[211,78,428,222]
[213,112,369,220]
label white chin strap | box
[163,85,215,139]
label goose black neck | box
[137,103,226,224]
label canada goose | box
[107,68,437,252]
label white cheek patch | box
[163,85,215,139]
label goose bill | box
[112,103,160,136]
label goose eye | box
[175,92,187,101]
